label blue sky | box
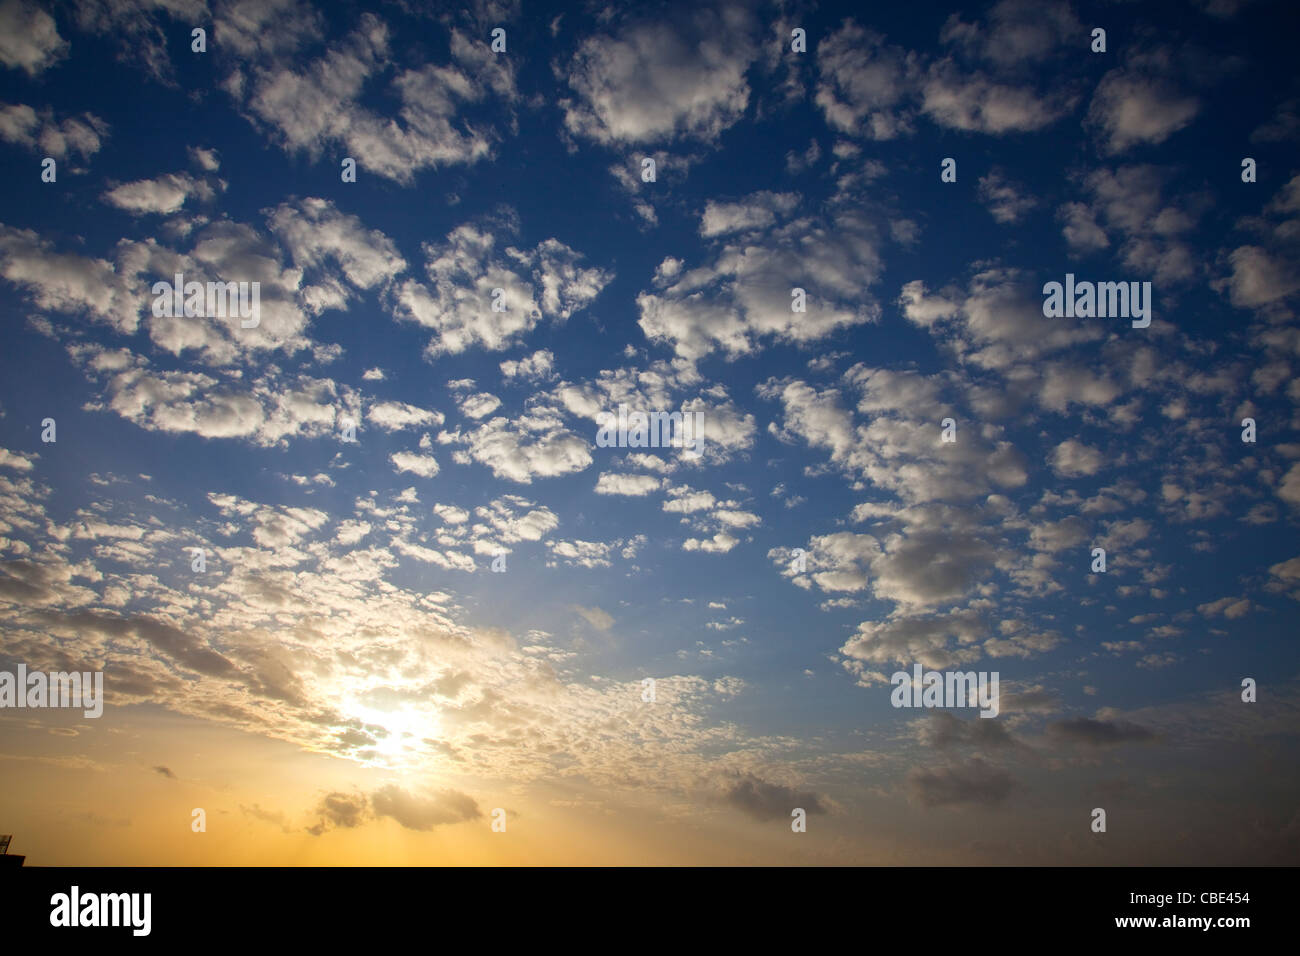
[1,0,1299,864]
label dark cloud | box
[1047,717,1156,746]
[306,791,370,835]
[305,786,481,835]
[369,785,481,831]
[998,690,1060,713]
[721,774,828,822]
[240,803,289,831]
[906,757,1015,807]
[34,609,236,679]
[917,712,1016,750]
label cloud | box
[1087,62,1200,154]
[74,349,358,448]
[238,17,516,184]
[72,0,209,81]
[906,757,1014,807]
[1220,245,1300,309]
[721,774,827,821]
[699,191,799,238]
[444,412,592,484]
[0,447,36,472]
[978,169,1037,224]
[595,473,662,496]
[545,538,615,569]
[0,0,68,75]
[390,451,440,478]
[639,201,884,362]
[102,173,217,215]
[367,401,444,432]
[815,23,916,140]
[1046,717,1156,746]
[562,7,757,145]
[917,712,1016,750]
[369,785,481,830]
[0,102,108,161]
[1049,439,1104,478]
[500,350,555,382]
[307,791,370,834]
[458,392,502,419]
[572,605,614,631]
[268,198,407,292]
[920,61,1070,134]
[1197,596,1251,619]
[842,610,989,670]
[682,531,738,553]
[393,222,611,357]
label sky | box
[1,0,1299,866]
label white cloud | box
[390,451,440,478]
[0,0,67,75]
[103,172,215,215]
[562,7,757,145]
[1087,65,1199,154]
[595,473,662,496]
[1050,439,1105,478]
[393,223,611,357]
[368,401,444,432]
[445,413,592,484]
[239,18,515,184]
[699,192,799,238]
[0,102,108,160]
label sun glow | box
[347,703,443,765]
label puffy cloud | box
[390,451,440,478]
[307,791,369,834]
[562,7,757,145]
[1087,64,1200,154]
[816,9,1076,140]
[595,473,662,496]
[499,349,555,382]
[367,401,444,432]
[370,785,481,830]
[0,447,36,471]
[721,774,828,821]
[699,191,799,238]
[102,172,215,215]
[545,538,615,569]
[239,17,515,184]
[458,392,502,419]
[938,0,1080,68]
[815,23,916,139]
[906,758,1015,807]
[1221,246,1300,309]
[977,169,1037,224]
[0,102,108,160]
[1197,596,1251,619]
[920,61,1071,134]
[1049,439,1105,478]
[639,201,884,362]
[841,610,989,670]
[74,347,357,448]
[444,412,592,484]
[0,0,68,75]
[393,223,610,357]
[682,531,738,553]
[1046,717,1156,746]
[268,198,406,290]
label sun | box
[348,703,442,765]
